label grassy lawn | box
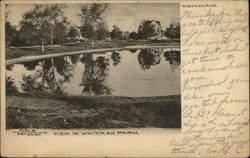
[5,40,180,59]
[6,94,181,129]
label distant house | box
[71,25,86,42]
[105,37,111,41]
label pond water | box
[6,48,180,97]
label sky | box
[6,3,179,32]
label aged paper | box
[1,0,249,157]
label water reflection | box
[20,57,75,95]
[138,49,162,70]
[80,54,111,95]
[23,60,40,71]
[6,76,18,95]
[53,57,74,82]
[164,50,180,67]
[6,49,181,97]
[69,55,80,65]
[130,49,138,53]
[6,64,14,71]
[111,52,121,66]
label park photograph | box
[5,2,181,129]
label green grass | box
[6,94,181,129]
[5,40,180,59]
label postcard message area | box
[169,1,249,157]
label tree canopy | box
[19,4,66,49]
[110,25,123,40]
[67,26,78,41]
[138,20,162,39]
[164,22,180,39]
[79,3,108,46]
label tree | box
[45,4,65,48]
[138,20,162,39]
[5,5,26,47]
[128,31,138,40]
[110,25,122,40]
[20,4,65,51]
[79,3,108,47]
[54,17,69,44]
[67,26,78,41]
[5,22,16,47]
[164,22,180,40]
[95,21,109,40]
[19,21,43,46]
[5,4,15,47]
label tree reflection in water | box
[130,49,138,53]
[111,51,121,66]
[163,50,180,69]
[7,49,181,96]
[80,53,111,95]
[6,64,14,71]
[69,55,80,65]
[54,57,74,82]
[138,49,162,70]
[21,57,75,95]
[23,60,40,71]
[6,76,18,95]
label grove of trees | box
[5,3,180,49]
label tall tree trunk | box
[42,41,45,52]
[50,25,53,49]
[91,39,94,47]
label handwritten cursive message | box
[169,2,249,157]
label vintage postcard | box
[0,0,249,157]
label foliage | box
[6,77,18,95]
[53,57,74,82]
[111,52,121,66]
[21,58,74,94]
[19,4,66,47]
[19,21,45,45]
[5,22,17,46]
[67,26,78,41]
[80,54,111,95]
[53,17,69,44]
[79,3,108,46]
[138,20,161,39]
[95,21,109,40]
[163,50,180,68]
[164,22,180,39]
[138,49,161,70]
[80,23,94,39]
[110,25,123,40]
[22,60,40,70]
[69,55,80,65]
[128,31,138,40]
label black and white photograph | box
[5,2,181,130]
